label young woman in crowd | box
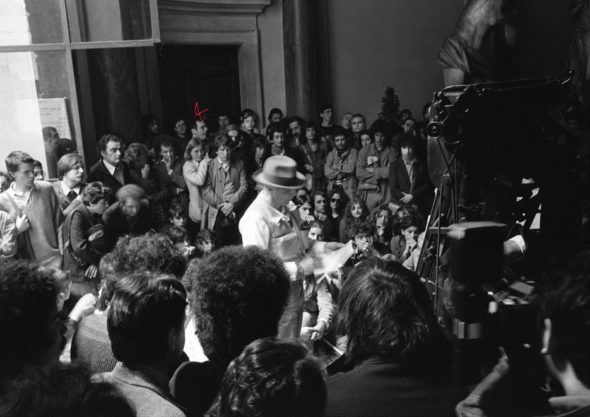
[390,214,421,264]
[323,188,345,242]
[183,138,210,240]
[339,195,369,243]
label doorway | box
[157,45,241,133]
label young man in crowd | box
[51,153,86,215]
[356,127,398,212]
[96,272,187,417]
[350,113,367,150]
[89,134,133,195]
[202,134,247,246]
[318,104,339,139]
[0,151,64,267]
[325,130,359,200]
[154,140,187,209]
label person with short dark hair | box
[171,246,291,417]
[0,151,64,267]
[326,257,464,417]
[206,338,326,417]
[457,250,590,417]
[72,233,186,374]
[172,117,190,157]
[325,131,358,200]
[267,107,283,125]
[89,134,134,194]
[318,104,340,139]
[96,273,187,417]
[154,140,188,211]
[305,123,330,192]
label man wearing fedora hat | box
[239,155,342,339]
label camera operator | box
[457,250,590,417]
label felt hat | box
[253,156,306,189]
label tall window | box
[0,0,159,177]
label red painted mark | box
[194,101,209,122]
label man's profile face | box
[194,120,208,140]
[314,195,327,214]
[161,145,175,163]
[174,120,187,136]
[102,140,122,166]
[12,162,35,190]
[374,132,386,149]
[218,115,230,130]
[64,162,84,185]
[272,132,284,148]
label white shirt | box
[102,159,118,176]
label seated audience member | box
[160,198,189,236]
[356,127,398,212]
[63,182,111,304]
[0,210,17,259]
[166,226,196,260]
[346,220,381,266]
[457,250,590,417]
[95,273,187,417]
[72,233,186,373]
[391,214,421,263]
[301,269,335,348]
[373,203,394,250]
[339,195,369,243]
[0,170,11,192]
[307,220,325,242]
[154,140,188,209]
[325,130,358,200]
[389,133,434,217]
[324,188,345,242]
[206,338,326,417]
[326,257,464,417]
[171,246,291,417]
[194,228,216,259]
[89,134,133,195]
[297,194,315,229]
[0,151,64,268]
[51,152,86,215]
[312,191,329,225]
[102,184,153,246]
[183,138,210,239]
[202,135,247,247]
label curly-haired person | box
[171,245,291,417]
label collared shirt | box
[6,182,32,213]
[60,181,81,199]
[102,159,124,185]
[403,158,417,183]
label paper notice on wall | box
[37,98,72,139]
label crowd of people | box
[1,104,590,417]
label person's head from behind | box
[337,257,438,366]
[57,153,85,186]
[0,261,64,382]
[5,150,36,191]
[207,338,326,417]
[109,231,187,280]
[97,134,123,167]
[0,171,10,192]
[82,181,111,216]
[108,273,187,370]
[183,246,290,366]
[539,251,590,393]
[116,184,145,219]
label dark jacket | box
[389,156,434,216]
[49,179,86,216]
[326,357,465,417]
[88,160,134,196]
[102,199,152,247]
[170,361,226,417]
